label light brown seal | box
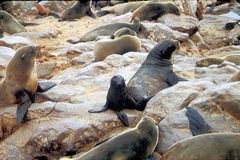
[94,35,141,61]
[0,10,26,34]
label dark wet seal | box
[186,107,212,136]
[225,20,240,30]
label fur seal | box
[131,2,180,22]
[92,0,110,10]
[196,54,240,67]
[58,1,95,21]
[225,20,240,30]
[61,116,159,160]
[0,45,56,124]
[88,75,151,126]
[127,39,186,107]
[110,27,137,39]
[161,133,240,160]
[94,35,141,61]
[67,19,141,44]
[0,10,26,34]
[96,1,147,17]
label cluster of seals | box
[96,1,147,17]
[94,28,141,61]
[161,133,240,160]
[196,54,240,67]
[0,10,26,34]
[0,45,56,124]
[127,39,186,106]
[67,19,141,44]
[88,75,151,126]
[61,117,159,160]
[58,1,95,21]
[131,2,180,22]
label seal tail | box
[96,10,110,17]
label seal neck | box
[143,58,173,69]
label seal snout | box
[28,45,40,56]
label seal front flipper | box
[166,72,187,86]
[15,90,32,124]
[37,81,56,92]
[186,107,212,136]
[88,104,108,113]
[116,110,129,126]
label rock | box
[102,12,133,24]
[180,39,200,54]
[199,14,237,49]
[39,1,75,14]
[204,45,240,57]
[13,29,61,39]
[144,78,216,122]
[140,38,157,52]
[157,82,240,153]
[0,46,15,68]
[157,14,199,36]
[195,63,239,84]
[71,51,95,66]
[0,36,34,49]
[0,101,142,159]
[190,32,211,52]
[37,62,56,78]
[161,133,240,160]
[54,42,95,58]
[141,22,189,42]
[190,82,240,132]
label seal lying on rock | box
[94,33,141,61]
[0,10,26,34]
[0,45,56,124]
[67,19,141,44]
[96,1,147,17]
[59,1,95,21]
[88,75,151,126]
[127,39,186,108]
[61,116,159,160]
[161,133,240,160]
[196,54,240,67]
[131,2,181,22]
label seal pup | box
[110,27,137,39]
[127,39,186,110]
[61,116,159,160]
[131,3,180,22]
[94,34,141,61]
[67,19,141,44]
[58,1,95,21]
[0,10,26,34]
[0,45,56,124]
[96,1,147,17]
[88,75,151,126]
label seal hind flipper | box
[15,90,32,124]
[116,110,129,126]
[186,107,212,136]
[96,10,111,17]
[37,81,56,92]
[87,8,96,19]
[88,104,108,113]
